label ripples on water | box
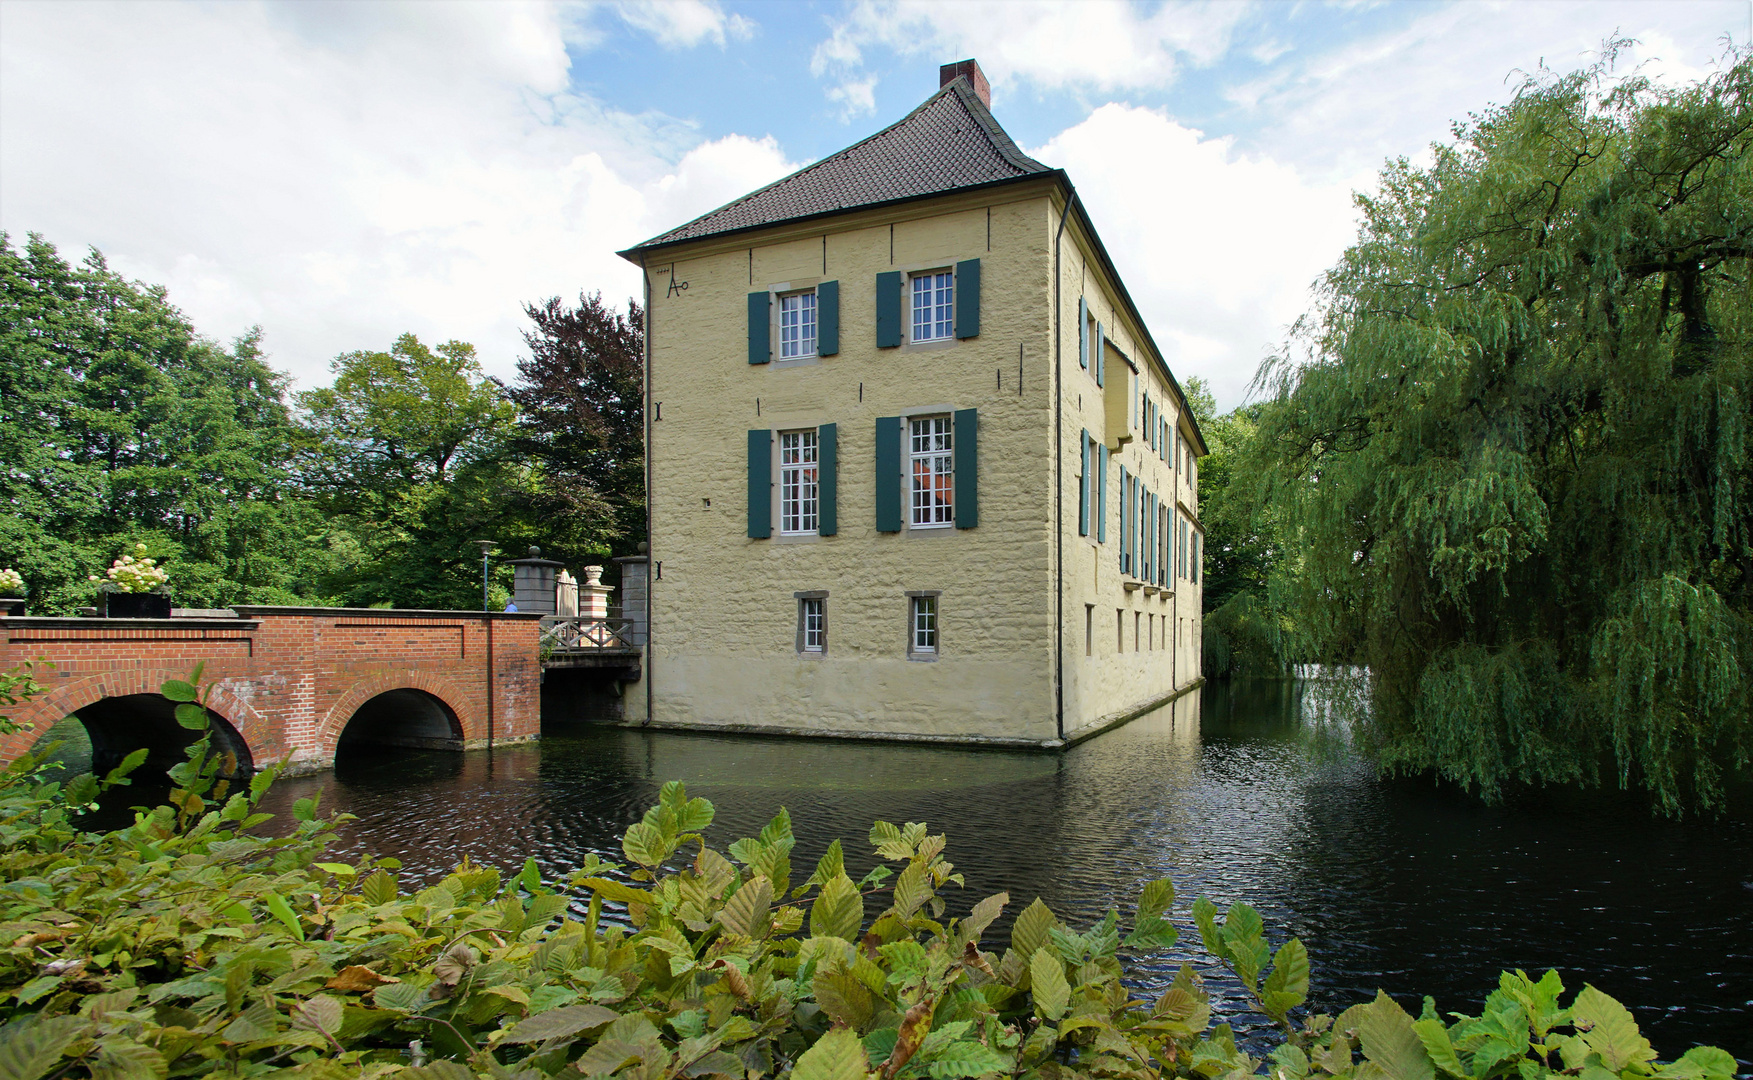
[254,680,1753,1062]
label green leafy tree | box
[508,293,646,560]
[297,333,524,608]
[0,233,336,611]
[1185,380,1289,678]
[1249,45,1753,812]
[1184,379,1279,615]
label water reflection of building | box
[616,59,1206,746]
[595,692,1205,941]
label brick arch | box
[315,672,478,758]
[2,669,272,771]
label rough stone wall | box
[1054,201,1204,739]
[0,608,543,772]
[641,185,1059,742]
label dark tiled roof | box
[621,78,1053,255]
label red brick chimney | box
[940,59,991,109]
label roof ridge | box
[942,77,1049,174]
[622,76,1052,255]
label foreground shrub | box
[0,667,1737,1080]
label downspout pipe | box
[641,254,654,727]
[1053,182,1078,743]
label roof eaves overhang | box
[1059,181,1210,458]
[615,169,1054,264]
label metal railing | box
[539,616,640,655]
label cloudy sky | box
[2,0,1746,409]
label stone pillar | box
[555,571,578,617]
[579,566,613,620]
[613,554,647,645]
[508,546,566,615]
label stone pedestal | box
[508,547,566,615]
[579,566,614,620]
[613,555,648,645]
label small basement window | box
[908,592,940,657]
[796,592,826,653]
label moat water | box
[245,679,1751,1062]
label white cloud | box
[812,0,1251,115]
[614,0,755,49]
[1029,106,1362,410]
[640,134,797,235]
[825,75,880,120]
[0,0,796,388]
[1225,0,1745,181]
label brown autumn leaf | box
[326,965,400,992]
[720,962,751,1000]
[961,940,996,979]
[13,929,66,948]
[882,996,937,1080]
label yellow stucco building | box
[617,60,1206,746]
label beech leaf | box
[500,1003,620,1045]
[792,1027,869,1080]
[1030,946,1070,1022]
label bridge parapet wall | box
[1,607,543,774]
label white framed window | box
[779,290,817,359]
[910,270,954,342]
[796,593,826,653]
[909,416,953,527]
[909,594,939,655]
[779,429,819,534]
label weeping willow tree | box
[1250,44,1753,814]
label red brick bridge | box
[0,606,544,777]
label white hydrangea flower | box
[106,544,170,594]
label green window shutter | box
[875,272,902,348]
[954,258,981,339]
[1094,323,1105,387]
[1148,492,1158,583]
[1119,465,1130,573]
[1193,532,1201,584]
[1131,475,1139,575]
[875,417,902,532]
[1153,501,1162,585]
[747,292,770,364]
[1130,474,1139,575]
[1159,503,1168,586]
[1078,430,1091,536]
[818,422,837,535]
[1096,444,1108,543]
[1139,487,1148,581]
[1078,297,1088,369]
[817,281,840,356]
[1138,482,1146,576]
[953,408,978,529]
[747,429,771,538]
